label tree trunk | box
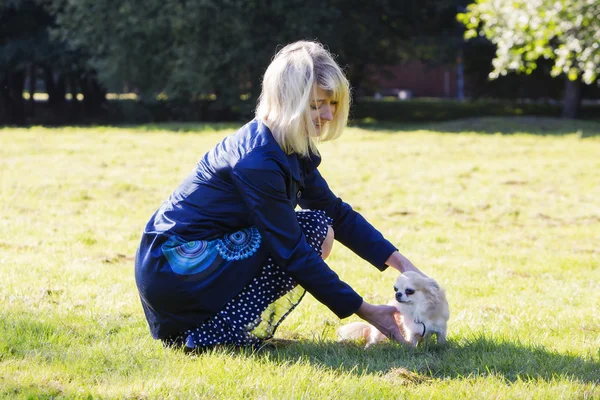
[56,74,66,106]
[8,70,26,124]
[81,73,106,119]
[69,73,80,120]
[42,65,66,108]
[0,71,9,124]
[561,77,582,119]
[28,63,36,118]
[42,65,57,103]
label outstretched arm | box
[231,150,363,319]
[385,251,427,276]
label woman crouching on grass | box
[134,40,424,352]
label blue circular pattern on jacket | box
[216,227,261,261]
[162,236,221,275]
[174,240,208,257]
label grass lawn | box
[1,117,599,399]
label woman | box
[135,40,423,351]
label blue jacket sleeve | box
[298,168,398,270]
[230,149,363,319]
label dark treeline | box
[1,0,597,125]
[0,0,107,124]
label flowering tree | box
[458,0,600,118]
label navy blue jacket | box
[135,119,398,339]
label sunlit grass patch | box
[1,118,599,399]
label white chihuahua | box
[338,271,449,348]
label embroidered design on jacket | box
[161,236,221,276]
[161,227,262,276]
[215,227,262,261]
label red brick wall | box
[368,62,459,98]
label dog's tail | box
[337,322,374,342]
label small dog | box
[337,271,449,348]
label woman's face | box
[309,86,337,136]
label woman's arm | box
[230,150,363,319]
[385,251,426,276]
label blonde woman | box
[135,41,423,351]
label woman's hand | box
[385,251,427,276]
[355,301,408,345]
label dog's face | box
[393,271,439,305]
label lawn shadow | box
[12,117,599,137]
[130,117,600,137]
[4,121,242,133]
[349,119,429,133]
[125,122,241,133]
[257,335,600,384]
[352,116,600,137]
[3,315,598,390]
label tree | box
[52,0,468,120]
[52,0,333,118]
[0,0,52,124]
[458,0,600,118]
[322,0,470,95]
[0,0,107,125]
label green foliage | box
[52,0,332,105]
[0,0,475,124]
[0,0,109,125]
[458,0,600,85]
[0,0,87,76]
[50,0,176,95]
[51,0,467,105]
[0,0,50,68]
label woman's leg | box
[321,225,334,260]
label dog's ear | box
[418,277,440,292]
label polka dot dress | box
[163,210,333,350]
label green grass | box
[1,117,599,399]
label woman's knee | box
[321,225,334,260]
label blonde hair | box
[256,41,351,156]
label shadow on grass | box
[10,116,599,137]
[3,314,599,395]
[126,121,241,133]
[119,116,600,137]
[256,335,600,384]
[0,121,241,133]
[125,117,600,137]
[352,116,600,137]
